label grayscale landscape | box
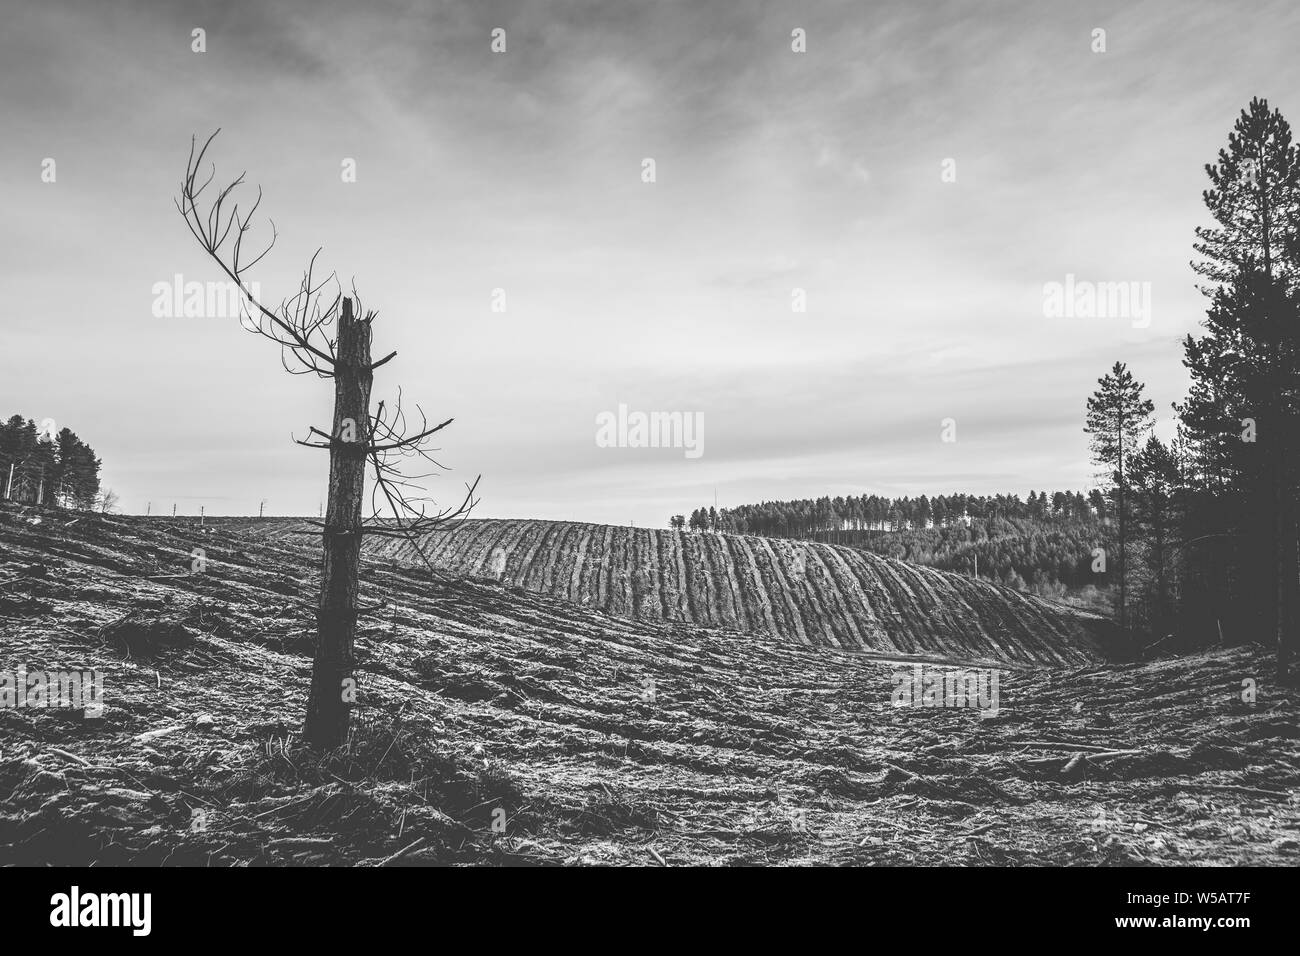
[2,0,1298,878]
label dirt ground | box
[360,517,1114,665]
[1,504,1297,865]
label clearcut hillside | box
[362,519,1115,666]
[1,505,1294,867]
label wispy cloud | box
[2,0,1297,522]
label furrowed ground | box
[355,518,1117,666]
[0,505,1297,866]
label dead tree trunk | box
[179,131,479,749]
[304,298,373,749]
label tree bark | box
[1117,410,1127,635]
[303,298,373,749]
[1258,173,1293,681]
[1275,424,1295,681]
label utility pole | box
[200,505,205,526]
[146,502,151,516]
[172,503,177,517]
[259,499,265,518]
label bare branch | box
[177,129,340,377]
[361,388,480,573]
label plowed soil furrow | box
[715,533,751,632]
[941,574,1019,665]
[656,530,683,622]
[370,519,1109,666]
[594,524,616,610]
[537,522,574,597]
[751,536,811,645]
[824,550,913,657]
[810,543,878,648]
[800,544,853,649]
[506,520,546,588]
[519,522,563,592]
[680,532,719,628]
[463,519,515,579]
[768,537,820,645]
[879,560,960,659]
[557,522,586,603]
[419,525,461,566]
[697,533,742,630]
[677,530,703,623]
[723,534,768,636]
[646,529,665,619]
[569,523,596,608]
[793,542,847,649]
[608,525,634,619]
[630,528,658,622]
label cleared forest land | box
[0,507,1296,865]
[360,519,1114,666]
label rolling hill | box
[364,519,1116,666]
[1,504,1294,866]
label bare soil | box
[363,518,1117,665]
[1,505,1296,866]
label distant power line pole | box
[259,499,265,518]
[172,503,176,517]
[146,502,151,516]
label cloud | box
[3,0,1298,522]
[815,141,872,184]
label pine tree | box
[1129,435,1183,635]
[1085,362,1156,634]
[1088,488,1107,521]
[1185,98,1300,677]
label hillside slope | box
[365,519,1114,666]
[0,506,1295,866]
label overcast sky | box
[3,0,1298,525]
